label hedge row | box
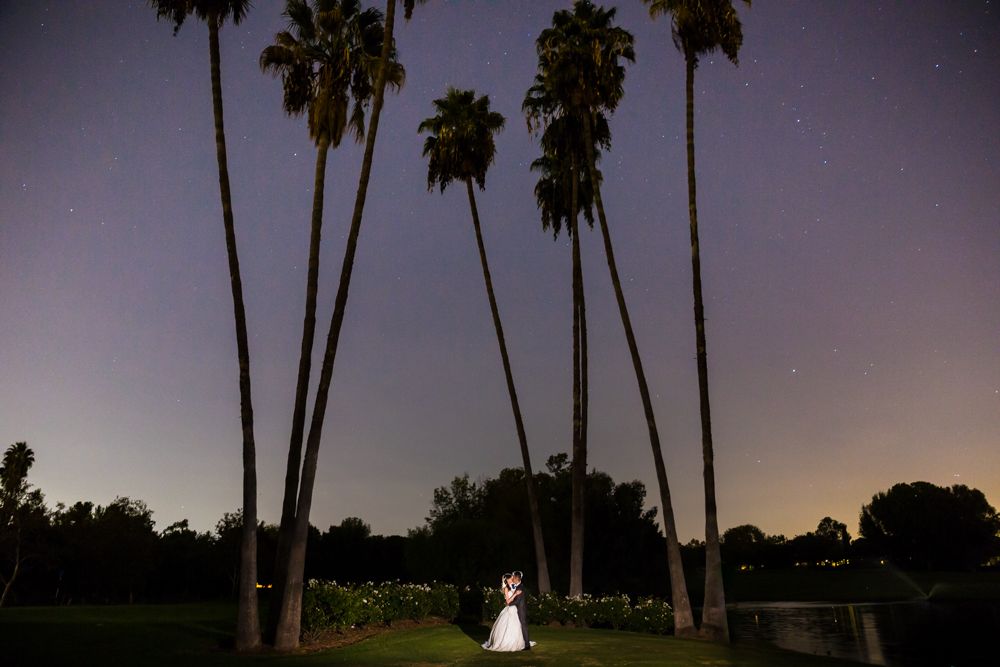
[302,580,459,634]
[481,589,674,635]
[300,579,672,637]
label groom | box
[507,570,530,650]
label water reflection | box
[728,600,997,666]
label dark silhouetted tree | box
[259,0,402,642]
[149,0,260,649]
[406,460,669,598]
[721,524,766,566]
[92,497,158,604]
[860,482,1000,570]
[270,0,424,650]
[525,5,611,599]
[419,87,551,594]
[526,3,697,630]
[643,0,750,642]
[0,442,44,607]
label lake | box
[728,600,998,666]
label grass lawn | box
[0,602,866,667]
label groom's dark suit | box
[508,582,530,650]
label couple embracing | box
[482,570,537,652]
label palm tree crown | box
[529,113,608,238]
[260,0,404,148]
[0,442,34,505]
[643,0,748,66]
[524,0,634,129]
[418,88,505,193]
[151,0,251,33]
[522,0,629,237]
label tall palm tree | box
[643,0,750,642]
[271,0,422,651]
[523,99,594,597]
[418,88,552,594]
[259,0,401,641]
[150,0,261,650]
[526,1,697,631]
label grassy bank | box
[724,568,1000,603]
[0,601,864,667]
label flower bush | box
[626,596,675,635]
[481,588,673,635]
[302,580,458,634]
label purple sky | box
[1,1,998,542]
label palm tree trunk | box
[568,154,586,599]
[684,56,728,642]
[272,0,397,651]
[580,111,697,636]
[267,136,331,643]
[465,178,551,594]
[208,17,261,652]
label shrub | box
[481,588,673,635]
[302,580,458,635]
[625,597,674,635]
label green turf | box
[0,602,865,667]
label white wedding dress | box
[482,604,533,651]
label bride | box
[482,573,530,651]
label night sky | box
[1,1,998,543]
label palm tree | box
[259,0,401,642]
[418,88,552,594]
[270,0,422,650]
[526,2,697,631]
[643,0,750,642]
[0,443,33,504]
[0,442,34,607]
[523,99,593,597]
[150,0,260,650]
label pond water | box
[727,600,999,666]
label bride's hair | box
[502,572,512,588]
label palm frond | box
[418,87,506,194]
[259,0,403,147]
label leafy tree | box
[427,474,487,529]
[310,517,406,583]
[406,459,670,597]
[155,519,221,601]
[720,524,797,569]
[50,501,97,603]
[860,482,1000,570]
[270,0,425,650]
[0,443,45,606]
[643,0,750,642]
[215,509,247,597]
[92,497,158,604]
[149,0,261,649]
[260,0,402,642]
[46,497,158,604]
[815,516,851,554]
[722,524,766,566]
[418,87,552,593]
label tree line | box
[138,0,759,649]
[4,442,998,608]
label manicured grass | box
[725,568,1000,603]
[0,602,865,667]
